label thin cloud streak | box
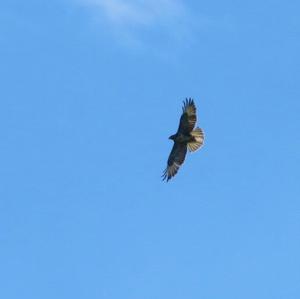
[76,0,192,47]
[80,0,187,26]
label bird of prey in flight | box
[162,98,204,181]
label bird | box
[162,98,204,181]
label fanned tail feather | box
[187,127,204,152]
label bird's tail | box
[188,127,204,152]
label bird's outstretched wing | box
[162,142,187,181]
[177,98,197,134]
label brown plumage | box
[162,98,204,181]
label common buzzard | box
[162,98,204,181]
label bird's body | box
[169,133,192,143]
[162,98,204,181]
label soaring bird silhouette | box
[162,98,204,181]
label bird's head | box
[169,134,176,141]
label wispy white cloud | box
[75,0,192,48]
[74,0,236,54]
[81,0,186,25]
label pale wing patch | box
[188,127,204,152]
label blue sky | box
[1,0,300,298]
